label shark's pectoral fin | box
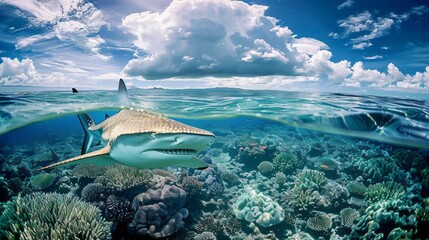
[175,156,208,169]
[37,145,115,171]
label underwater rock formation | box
[129,184,189,238]
[233,189,284,228]
[0,192,111,239]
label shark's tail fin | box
[118,78,131,107]
[72,87,97,155]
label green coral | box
[365,181,404,204]
[346,182,367,198]
[72,164,107,179]
[284,187,320,211]
[257,161,274,174]
[316,156,339,171]
[392,149,426,171]
[29,172,56,190]
[350,156,402,184]
[295,169,328,192]
[233,189,284,228]
[273,151,298,173]
[95,165,152,192]
[307,212,332,231]
[340,208,360,227]
[0,192,111,239]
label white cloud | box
[328,32,339,39]
[336,7,429,49]
[381,46,389,50]
[122,0,304,79]
[352,42,372,50]
[337,0,354,10]
[3,0,109,60]
[363,55,382,60]
[0,57,75,86]
[119,0,429,91]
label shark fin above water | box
[37,145,115,171]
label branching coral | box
[72,164,107,179]
[273,151,298,173]
[295,169,328,192]
[307,212,332,231]
[0,192,111,239]
[340,208,360,227]
[180,176,203,197]
[81,183,106,202]
[95,165,152,192]
[365,181,404,204]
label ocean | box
[0,87,428,239]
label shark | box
[38,79,215,171]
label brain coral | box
[233,189,284,228]
[129,185,188,239]
[257,161,274,174]
[0,192,110,239]
[29,172,56,190]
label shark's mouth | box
[154,149,197,155]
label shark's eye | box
[151,133,157,140]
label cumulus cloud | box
[337,0,354,10]
[120,0,428,91]
[122,0,310,79]
[3,0,109,60]
[0,57,74,86]
[352,42,372,50]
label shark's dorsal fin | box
[118,78,131,107]
[37,145,115,171]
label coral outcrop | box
[129,185,189,238]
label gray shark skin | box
[38,80,215,171]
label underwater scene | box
[0,87,428,240]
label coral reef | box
[273,151,298,173]
[233,189,285,228]
[257,161,274,174]
[129,185,188,239]
[72,164,107,179]
[340,208,360,227]
[306,212,332,231]
[81,182,106,202]
[180,176,203,197]
[295,169,328,192]
[29,172,56,190]
[0,192,110,239]
[346,182,367,198]
[365,181,404,204]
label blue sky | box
[0,0,428,94]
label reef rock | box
[129,185,188,238]
[233,189,284,228]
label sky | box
[0,0,428,95]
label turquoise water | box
[0,88,428,239]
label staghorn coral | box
[295,169,328,192]
[29,172,56,190]
[283,187,320,212]
[257,161,274,174]
[346,182,367,198]
[0,192,110,239]
[340,208,360,227]
[365,181,404,205]
[95,165,152,192]
[81,182,106,202]
[307,212,332,231]
[273,151,298,173]
[72,164,107,179]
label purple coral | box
[129,185,189,239]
